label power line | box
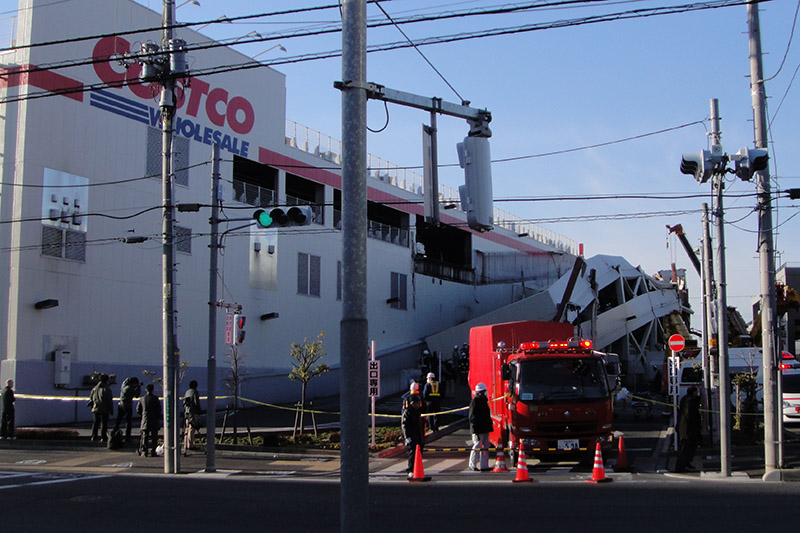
[0,0,756,105]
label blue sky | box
[133,1,800,322]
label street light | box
[230,31,262,45]
[195,15,231,31]
[177,0,200,8]
[252,43,287,60]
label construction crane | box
[667,224,701,276]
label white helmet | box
[410,382,420,393]
[426,372,435,379]
[474,382,487,393]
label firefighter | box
[423,372,442,432]
[469,382,492,471]
[401,382,425,474]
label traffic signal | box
[456,136,493,232]
[680,150,724,184]
[233,313,246,345]
[253,205,314,228]
[733,147,769,181]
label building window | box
[298,252,321,297]
[390,272,407,310]
[175,225,192,254]
[41,226,86,262]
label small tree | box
[223,346,250,443]
[289,332,329,436]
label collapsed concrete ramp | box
[425,254,686,389]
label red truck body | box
[468,320,614,457]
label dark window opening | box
[286,173,324,224]
[233,155,277,207]
[415,217,471,266]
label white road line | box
[371,462,407,476]
[426,458,463,473]
[0,474,109,490]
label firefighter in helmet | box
[423,372,442,432]
[401,382,425,474]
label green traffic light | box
[254,209,273,228]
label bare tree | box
[289,332,329,437]
[223,346,250,444]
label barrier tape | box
[14,392,478,421]
[629,393,765,417]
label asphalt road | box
[1,473,799,532]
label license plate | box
[557,439,579,450]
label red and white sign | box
[668,334,685,352]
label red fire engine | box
[468,320,614,462]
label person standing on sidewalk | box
[1,379,15,440]
[114,376,141,443]
[469,382,492,471]
[674,385,701,473]
[401,383,425,474]
[137,383,162,457]
[423,372,442,432]
[182,380,202,454]
[89,374,113,442]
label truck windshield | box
[516,358,610,403]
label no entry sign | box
[668,334,685,352]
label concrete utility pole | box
[701,203,718,444]
[206,144,221,473]
[710,98,732,477]
[160,0,180,474]
[340,1,369,531]
[747,2,779,479]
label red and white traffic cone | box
[512,446,533,483]
[586,442,613,483]
[492,446,510,473]
[408,444,431,482]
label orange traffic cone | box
[492,446,510,473]
[512,446,533,483]
[613,434,632,472]
[586,442,613,483]
[408,444,431,482]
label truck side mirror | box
[501,364,511,380]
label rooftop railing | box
[286,119,579,255]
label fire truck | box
[468,320,614,462]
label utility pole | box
[709,98,732,477]
[206,144,221,473]
[160,0,180,474]
[747,1,780,479]
[701,203,718,444]
[340,1,369,531]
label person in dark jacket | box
[1,379,15,440]
[674,385,702,472]
[182,380,202,454]
[89,374,114,442]
[401,384,425,474]
[469,382,492,471]
[114,377,141,442]
[137,383,162,457]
